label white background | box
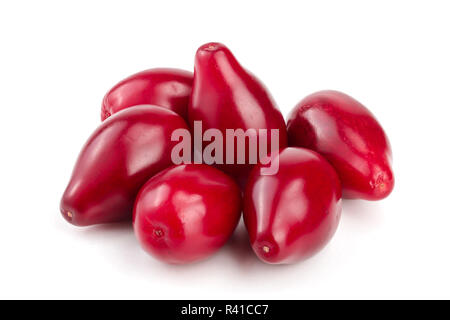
[0,0,449,299]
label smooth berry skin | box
[101,68,193,121]
[244,147,342,264]
[188,42,287,187]
[287,90,394,200]
[60,105,189,226]
[133,164,241,264]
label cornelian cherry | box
[102,68,192,121]
[287,90,394,200]
[244,147,342,264]
[188,42,287,187]
[60,105,189,226]
[133,164,241,264]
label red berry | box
[188,42,287,187]
[287,90,394,200]
[102,68,192,121]
[60,105,189,226]
[244,147,342,264]
[133,164,241,264]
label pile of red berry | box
[61,42,394,265]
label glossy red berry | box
[101,68,192,121]
[133,164,241,264]
[287,90,394,200]
[188,42,287,187]
[244,147,342,264]
[60,105,189,226]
